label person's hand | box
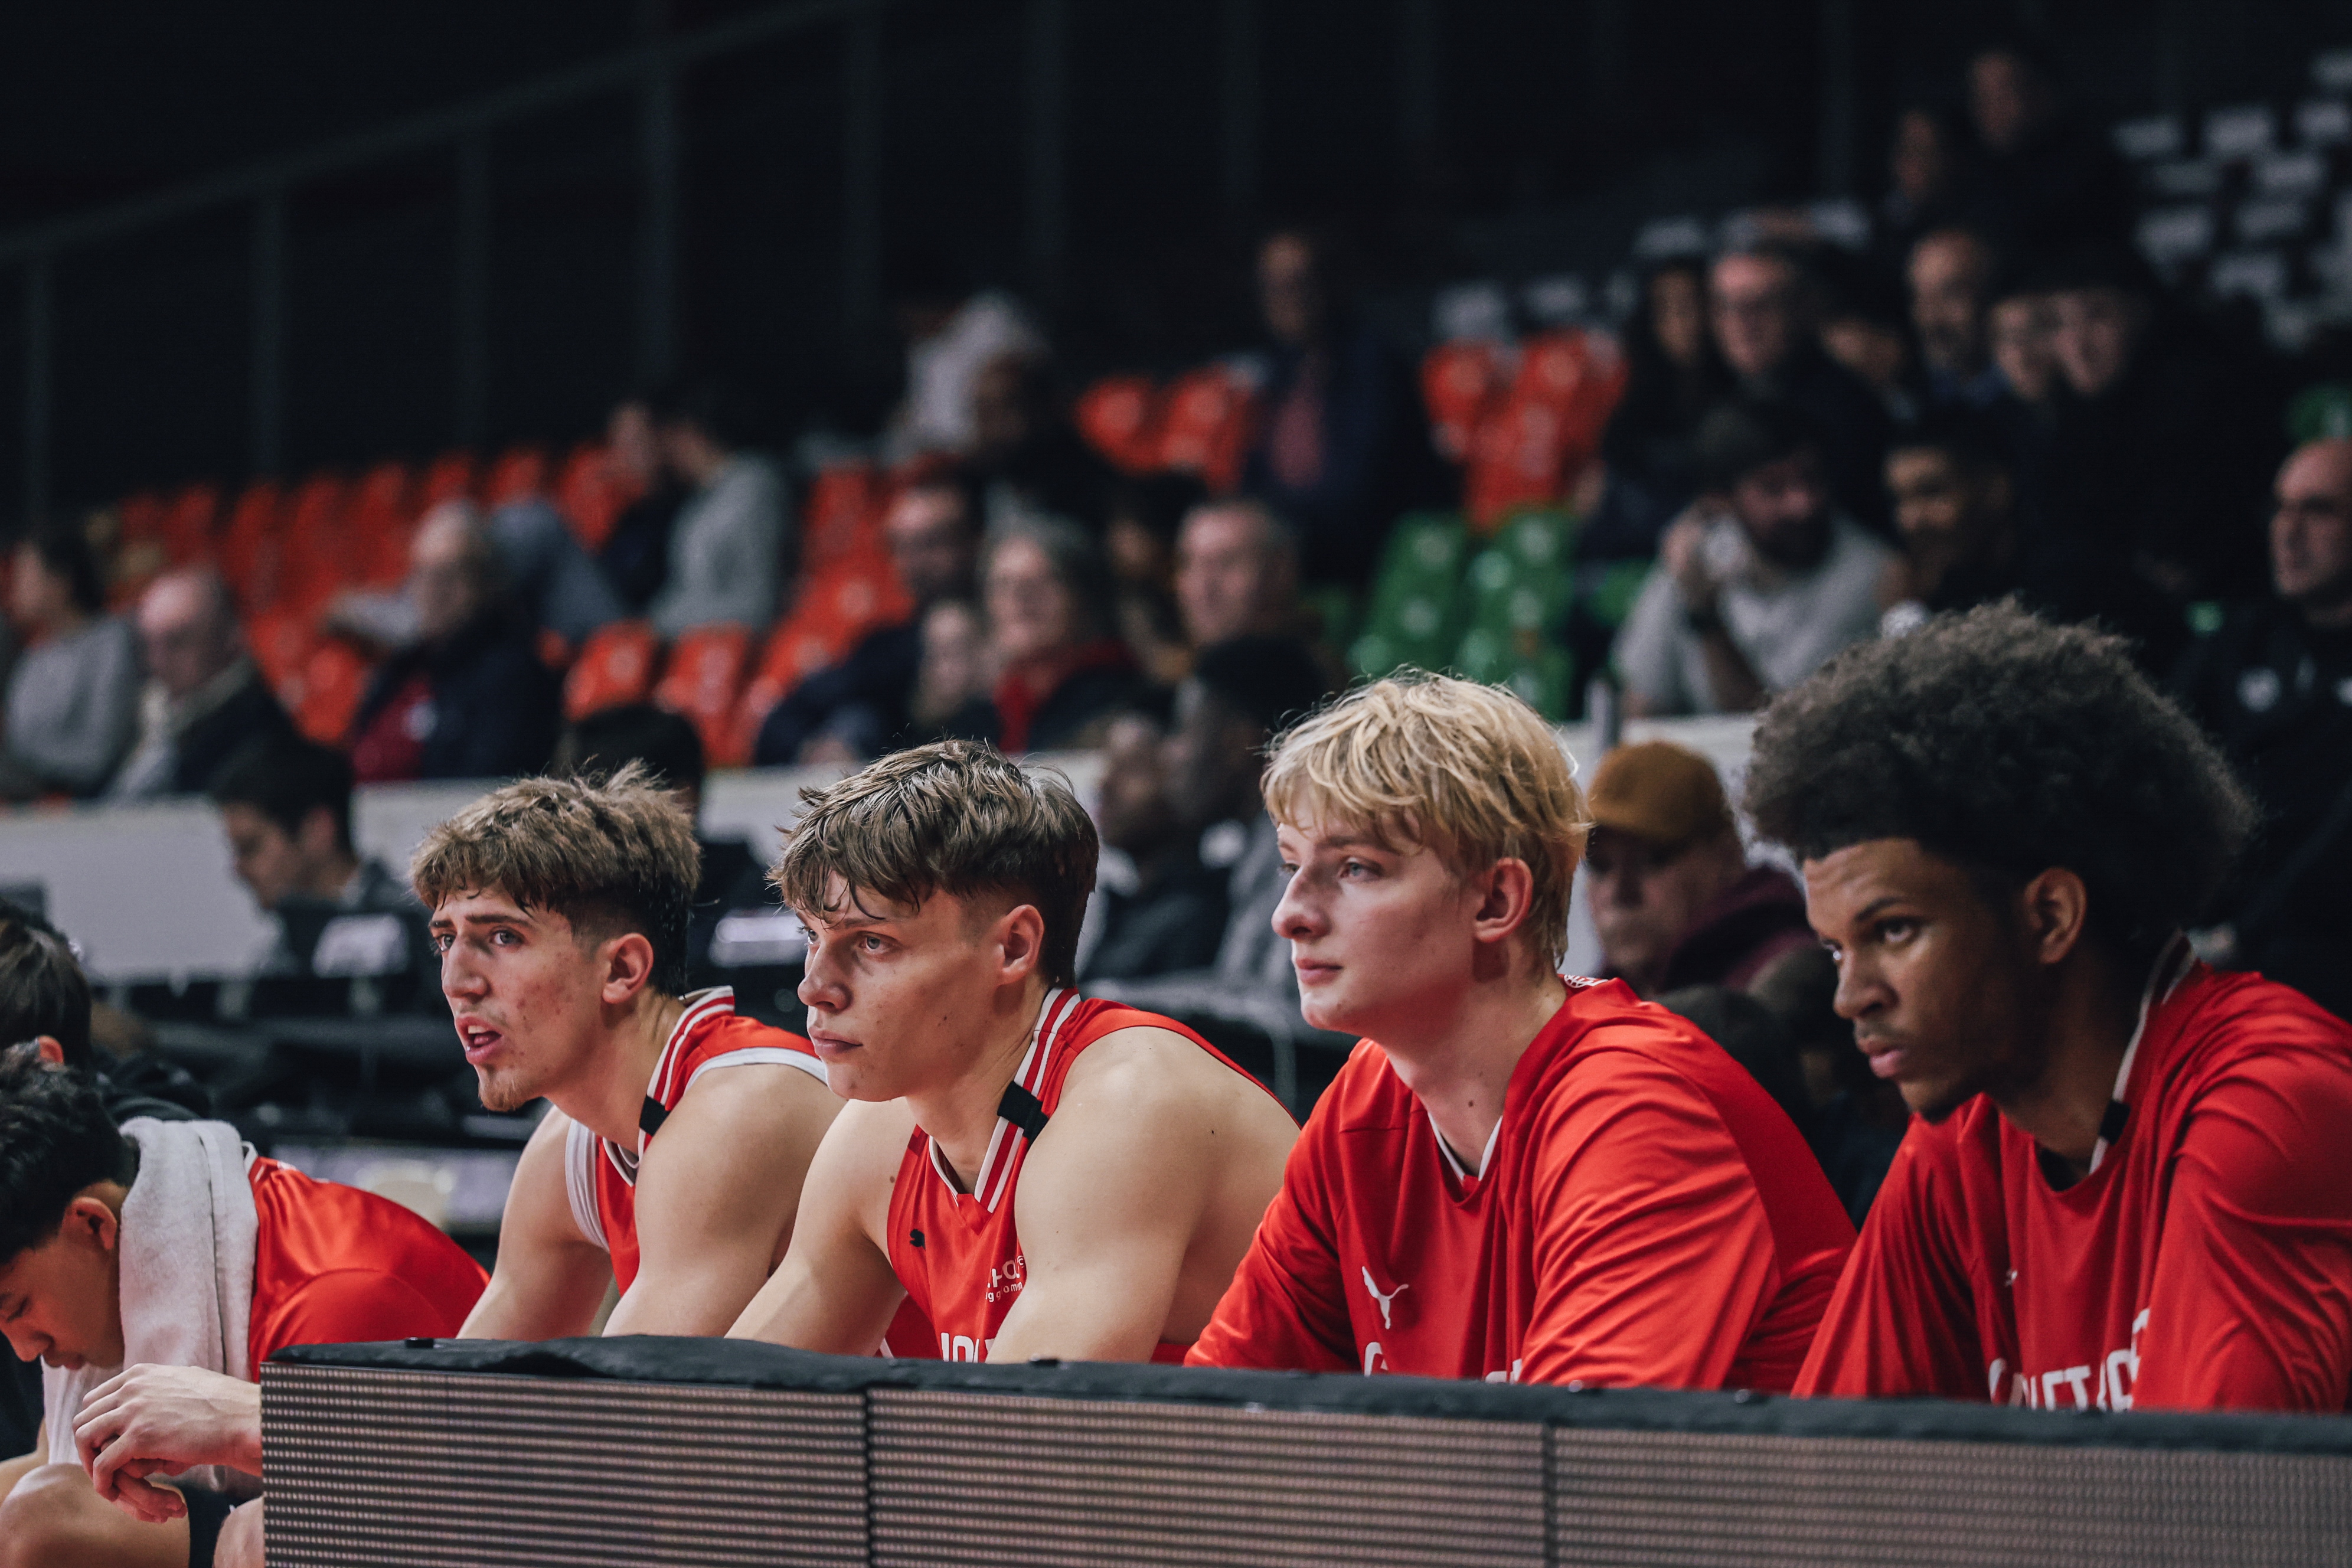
[1660,514,1721,616]
[73,1364,264,1523]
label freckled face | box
[433,890,611,1112]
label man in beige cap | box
[1582,741,1812,997]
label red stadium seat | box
[283,638,374,747]
[553,441,641,552]
[159,482,223,566]
[417,450,479,512]
[279,471,352,615]
[1154,365,1257,495]
[1420,341,1511,465]
[346,460,417,587]
[801,460,891,574]
[246,606,318,695]
[1075,375,1165,475]
[1461,329,1629,528]
[727,551,912,765]
[563,619,662,721]
[482,446,550,509]
[220,480,288,610]
[654,624,754,765]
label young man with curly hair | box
[1186,674,1853,1388]
[1753,603,2352,1412]
[729,740,1298,1364]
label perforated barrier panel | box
[263,1339,2352,1567]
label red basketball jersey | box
[247,1157,487,1365]
[564,986,826,1293]
[884,988,1274,1364]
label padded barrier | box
[264,1337,2352,1566]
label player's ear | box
[2016,867,2089,968]
[32,1034,66,1067]
[61,1193,122,1256]
[599,930,659,1004]
[993,902,1047,984]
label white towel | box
[44,1117,259,1496]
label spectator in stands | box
[107,568,292,800]
[1583,741,1812,998]
[647,381,788,638]
[1876,104,1972,269]
[211,737,433,995]
[884,251,1046,459]
[968,519,1141,754]
[963,351,1118,535]
[903,599,991,749]
[1877,409,2030,632]
[1616,398,1895,717]
[1987,264,2063,415]
[2040,246,2276,662]
[1175,499,1304,651]
[1815,251,1919,427]
[598,397,687,612]
[485,492,629,648]
[2175,438,2352,1021]
[1105,475,1203,687]
[554,704,772,988]
[753,476,980,766]
[1077,704,1229,987]
[1587,256,1739,560]
[1089,636,1332,1046]
[346,504,558,783]
[1759,605,2352,1413]
[1709,244,1892,530]
[1240,226,1440,585]
[1959,40,2131,251]
[0,524,139,800]
[1909,228,2004,410]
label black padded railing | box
[262,1338,2352,1567]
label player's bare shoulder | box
[1057,1024,1299,1149]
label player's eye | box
[1876,918,1919,945]
[493,929,520,946]
[858,933,888,953]
[431,933,452,953]
[1341,859,1374,878]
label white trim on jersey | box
[563,1118,610,1252]
[684,1046,829,1093]
[596,986,740,1190]
[923,986,1080,1216]
[1430,1109,1504,1184]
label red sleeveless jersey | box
[884,988,1270,1364]
[564,987,825,1293]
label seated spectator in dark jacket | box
[1077,705,1229,986]
[1876,409,2031,630]
[1710,244,1892,531]
[1105,475,1204,687]
[962,518,1142,753]
[211,738,434,997]
[556,703,773,988]
[1583,741,1813,998]
[599,397,687,612]
[347,505,558,782]
[1587,256,1739,560]
[1959,41,2131,252]
[108,567,293,799]
[1240,227,1440,586]
[753,475,979,766]
[2175,438,2352,1021]
[1874,104,1974,273]
[648,380,788,637]
[1616,399,1895,716]
[963,351,1118,535]
[1175,499,1305,651]
[1909,228,2006,411]
[1815,251,1919,428]
[2041,247,2277,666]
[0,524,139,799]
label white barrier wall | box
[0,718,1754,983]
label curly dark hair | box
[1743,603,2255,962]
[0,1047,137,1267]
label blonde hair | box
[410,762,702,994]
[1262,671,1589,969]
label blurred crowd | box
[0,37,2347,1113]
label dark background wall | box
[0,0,2342,514]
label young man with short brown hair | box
[730,740,1296,1363]
[1188,673,1853,1387]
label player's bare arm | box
[728,1097,914,1353]
[460,1109,613,1341]
[988,1027,1295,1363]
[76,1365,261,1523]
[607,1061,843,1336]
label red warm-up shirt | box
[1187,978,1854,1389]
[1798,957,2352,1413]
[887,988,1280,1365]
[248,1157,486,1366]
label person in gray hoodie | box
[1,525,138,799]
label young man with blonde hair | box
[69,766,841,1560]
[1188,673,1853,1387]
[729,740,1297,1364]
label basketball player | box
[729,741,1298,1364]
[1748,605,2352,1411]
[1187,674,1854,1387]
[0,1051,484,1568]
[65,766,843,1557]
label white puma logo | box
[1360,1266,1409,1330]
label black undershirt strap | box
[998,1082,1050,1141]
[639,1095,670,1140]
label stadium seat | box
[283,638,374,747]
[1462,330,1626,528]
[1075,375,1166,475]
[346,460,417,587]
[246,607,318,695]
[278,471,352,616]
[563,619,662,721]
[1154,365,1257,494]
[726,551,913,763]
[554,441,638,551]
[159,482,223,566]
[801,461,891,573]
[221,480,288,611]
[1420,341,1511,464]
[417,450,479,512]
[482,446,550,509]
[654,624,754,765]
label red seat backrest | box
[1421,341,1511,464]
[654,625,755,764]
[221,480,289,611]
[554,442,642,552]
[1154,365,1258,494]
[483,446,550,509]
[563,619,663,721]
[161,483,223,566]
[284,638,374,747]
[1075,375,1166,475]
